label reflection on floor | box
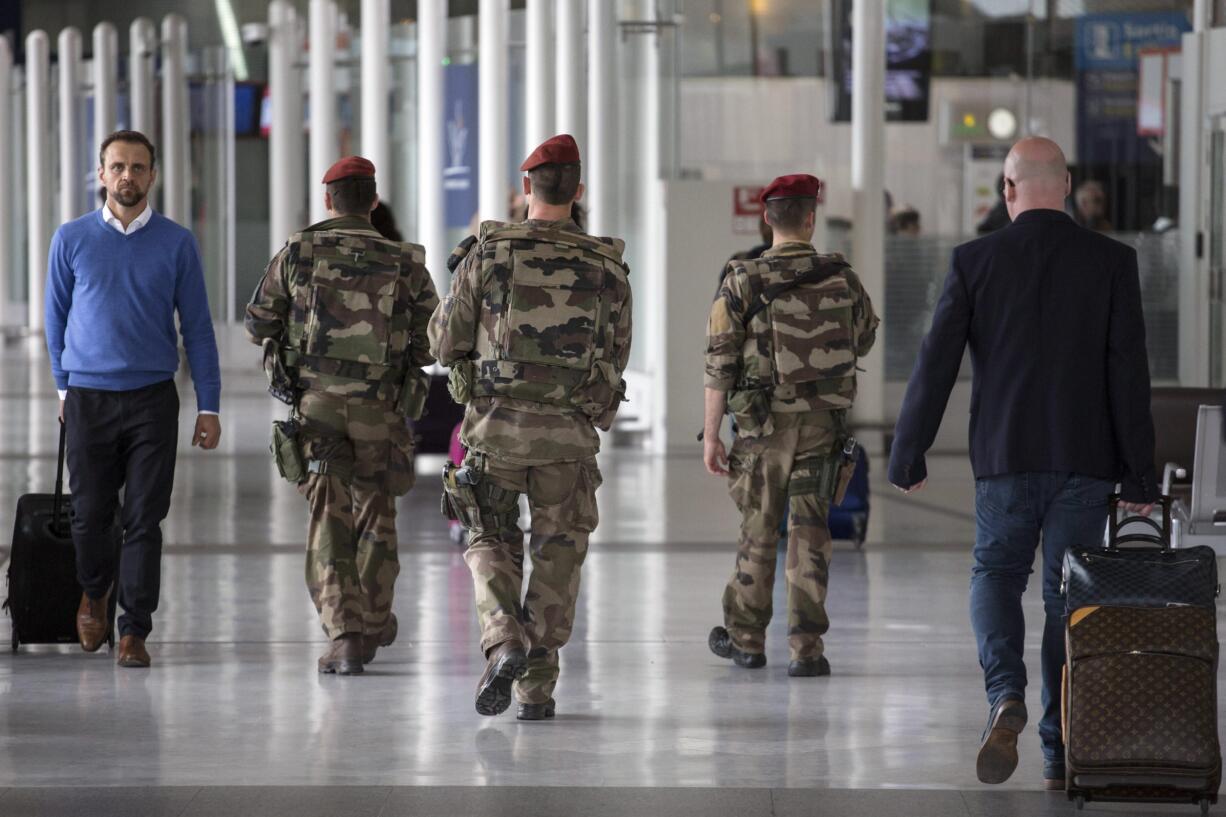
[0,340,1215,816]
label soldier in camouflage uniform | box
[245,156,439,675]
[703,174,878,677]
[429,134,633,720]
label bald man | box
[887,138,1157,789]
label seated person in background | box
[889,208,921,236]
[1073,180,1114,233]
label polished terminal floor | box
[0,335,1218,816]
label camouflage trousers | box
[724,414,839,661]
[460,453,601,705]
[295,391,416,640]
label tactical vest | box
[284,227,423,401]
[469,221,629,423]
[732,252,859,412]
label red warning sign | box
[732,186,765,234]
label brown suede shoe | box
[362,613,399,665]
[116,635,151,668]
[318,634,364,675]
[76,590,111,653]
[475,641,528,716]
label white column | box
[361,0,390,186]
[554,0,585,152]
[92,22,118,152]
[269,0,305,252]
[1179,25,1208,386]
[128,18,157,135]
[0,39,11,327]
[525,0,554,149]
[586,0,616,236]
[850,0,885,429]
[26,31,51,331]
[417,0,447,290]
[309,0,337,224]
[58,27,83,224]
[479,0,508,221]
[161,15,189,225]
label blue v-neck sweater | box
[44,210,221,412]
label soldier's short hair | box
[764,197,817,233]
[528,162,582,205]
[327,177,378,215]
[99,130,157,169]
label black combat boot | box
[788,656,831,677]
[475,641,528,716]
[708,626,766,669]
[517,699,556,721]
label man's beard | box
[110,186,146,207]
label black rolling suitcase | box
[3,423,114,653]
[1062,497,1221,812]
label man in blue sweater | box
[44,130,222,669]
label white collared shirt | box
[55,202,219,419]
[100,200,155,235]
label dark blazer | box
[887,208,1158,502]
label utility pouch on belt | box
[270,420,307,484]
[262,338,301,406]
[440,460,482,526]
[448,359,475,405]
[726,387,774,439]
[833,437,859,505]
[396,367,431,420]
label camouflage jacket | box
[245,215,439,402]
[706,241,878,434]
[429,218,633,465]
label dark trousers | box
[970,472,1114,763]
[65,380,179,639]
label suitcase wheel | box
[1073,794,1085,811]
[1201,796,1210,815]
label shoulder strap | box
[742,259,851,326]
[480,221,626,267]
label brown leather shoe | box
[76,590,110,653]
[116,635,151,668]
[362,613,398,665]
[475,641,528,716]
[318,634,364,675]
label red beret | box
[520,134,580,171]
[322,155,376,184]
[760,174,824,205]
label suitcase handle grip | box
[52,421,67,538]
[1106,494,1172,550]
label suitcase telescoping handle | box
[52,420,67,538]
[1106,493,1172,550]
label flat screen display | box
[831,0,932,123]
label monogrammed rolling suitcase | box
[1063,498,1221,812]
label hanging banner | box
[1074,12,1189,165]
[444,62,479,229]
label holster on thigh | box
[441,456,519,534]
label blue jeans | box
[971,472,1114,762]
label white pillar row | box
[478,0,508,222]
[0,38,12,327]
[269,0,305,253]
[58,27,83,225]
[417,0,447,291]
[554,0,585,153]
[128,18,157,136]
[850,0,886,430]
[360,0,390,190]
[524,0,554,149]
[26,31,51,331]
[309,0,337,225]
[586,0,616,237]
[160,15,189,225]
[92,22,118,153]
